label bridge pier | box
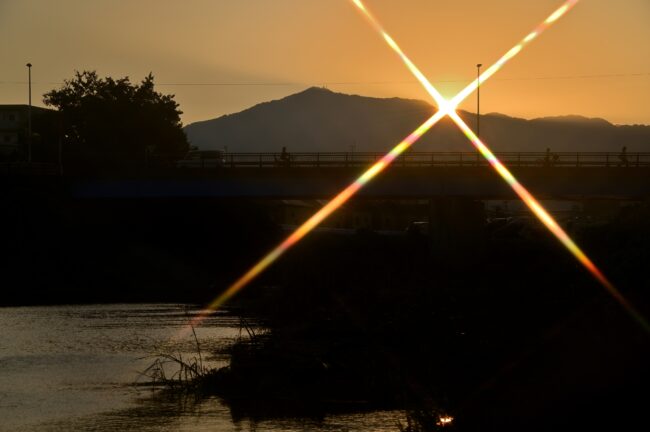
[428,198,485,258]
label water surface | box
[0,304,403,431]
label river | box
[0,304,403,431]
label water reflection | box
[0,304,404,431]
[46,393,404,432]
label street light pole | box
[476,63,482,139]
[26,63,32,163]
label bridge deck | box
[71,166,650,200]
[3,152,649,200]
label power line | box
[158,72,650,85]
[0,72,648,87]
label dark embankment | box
[207,204,650,430]
[0,183,282,305]
[2,181,649,430]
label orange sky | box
[2,0,649,125]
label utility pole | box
[26,63,32,163]
[58,115,63,175]
[476,63,482,138]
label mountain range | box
[184,87,650,153]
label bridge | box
[61,152,650,201]
[209,151,650,169]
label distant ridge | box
[184,87,650,153]
[531,115,612,126]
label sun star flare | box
[353,0,648,331]
[183,0,648,335]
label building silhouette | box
[0,104,58,162]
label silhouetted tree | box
[43,71,188,171]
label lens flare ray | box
[187,109,446,326]
[352,0,579,113]
[352,0,447,109]
[448,110,648,330]
[354,0,648,330]
[451,0,578,108]
[186,0,647,334]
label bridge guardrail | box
[214,151,650,169]
[3,152,649,177]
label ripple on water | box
[0,304,404,432]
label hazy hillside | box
[184,87,650,153]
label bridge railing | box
[8,152,647,176]
[218,151,650,168]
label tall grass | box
[137,324,214,390]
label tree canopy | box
[44,71,188,170]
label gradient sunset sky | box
[2,0,649,125]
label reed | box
[136,323,216,391]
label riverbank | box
[3,191,649,429]
[196,204,650,430]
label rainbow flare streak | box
[351,0,447,109]
[450,0,579,108]
[353,0,579,112]
[185,0,647,334]
[196,109,446,319]
[448,110,647,330]
[202,0,578,319]
[353,0,648,331]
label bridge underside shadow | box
[70,166,650,201]
[68,166,649,258]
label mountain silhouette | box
[184,87,650,153]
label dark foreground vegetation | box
[2,190,649,430]
[202,203,650,431]
[0,188,279,305]
[2,70,188,170]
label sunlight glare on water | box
[0,304,404,432]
